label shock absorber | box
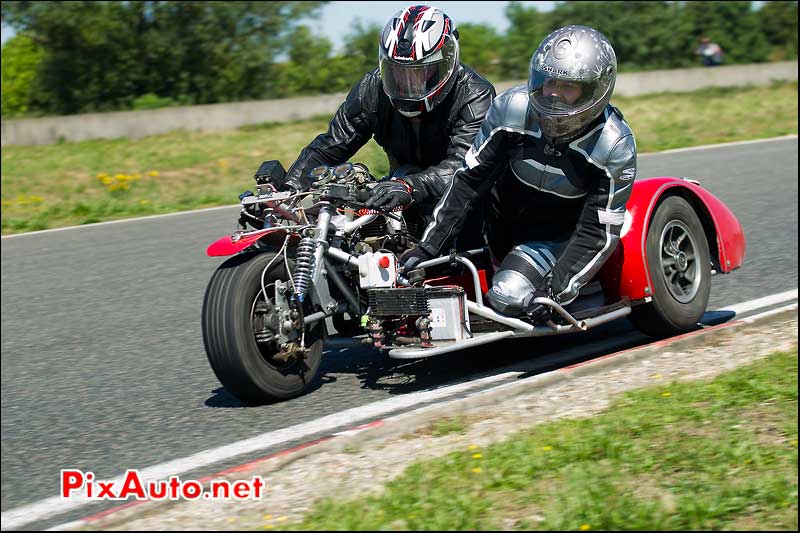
[292,234,316,301]
[292,203,333,302]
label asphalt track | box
[1,136,797,529]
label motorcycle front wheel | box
[202,251,323,404]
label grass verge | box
[291,349,798,531]
[1,82,797,235]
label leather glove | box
[526,284,557,324]
[399,246,432,273]
[364,179,414,211]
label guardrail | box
[2,61,796,147]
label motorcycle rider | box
[274,4,495,245]
[402,25,638,323]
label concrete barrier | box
[2,61,796,147]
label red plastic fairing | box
[602,177,745,302]
[206,227,299,257]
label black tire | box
[630,196,711,338]
[202,252,323,404]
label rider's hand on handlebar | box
[365,179,413,211]
[400,246,432,272]
[526,285,556,324]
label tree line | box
[1,1,797,118]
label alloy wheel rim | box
[658,220,701,304]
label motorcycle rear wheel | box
[202,251,323,404]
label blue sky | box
[317,1,555,51]
[1,2,555,47]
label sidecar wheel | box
[202,252,323,404]
[631,196,711,338]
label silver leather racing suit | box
[419,85,637,312]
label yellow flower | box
[28,195,43,204]
[147,170,159,177]
[471,467,482,474]
[542,446,553,452]
[467,444,479,451]
[580,524,591,530]
[139,199,150,205]
[262,526,274,530]
[114,173,126,181]
[662,392,672,397]
[101,176,113,185]
[263,514,273,520]
[217,159,230,168]
[650,373,663,380]
[96,172,109,180]
[277,516,287,522]
[472,453,482,459]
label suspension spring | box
[292,236,316,301]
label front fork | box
[274,203,339,355]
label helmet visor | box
[529,70,603,116]
[380,58,453,101]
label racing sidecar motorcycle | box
[202,160,745,403]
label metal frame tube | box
[466,301,535,332]
[532,297,587,330]
[417,254,486,307]
[326,247,360,268]
[323,257,361,315]
[310,204,333,288]
[343,213,378,233]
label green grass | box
[1,81,797,235]
[291,349,798,531]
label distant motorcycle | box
[202,161,745,404]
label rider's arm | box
[550,134,638,304]
[284,71,378,190]
[417,101,510,256]
[400,78,495,205]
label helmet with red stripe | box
[379,5,460,117]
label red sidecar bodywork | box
[598,176,745,303]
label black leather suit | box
[284,64,495,242]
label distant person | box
[267,4,496,245]
[695,37,724,66]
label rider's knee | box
[486,270,535,316]
[486,243,556,315]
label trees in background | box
[0,34,43,115]
[1,0,797,117]
[1,1,326,115]
[758,1,799,60]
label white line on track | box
[714,289,797,315]
[3,289,798,530]
[2,135,796,240]
[638,133,796,156]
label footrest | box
[568,298,630,321]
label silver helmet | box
[528,25,617,144]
